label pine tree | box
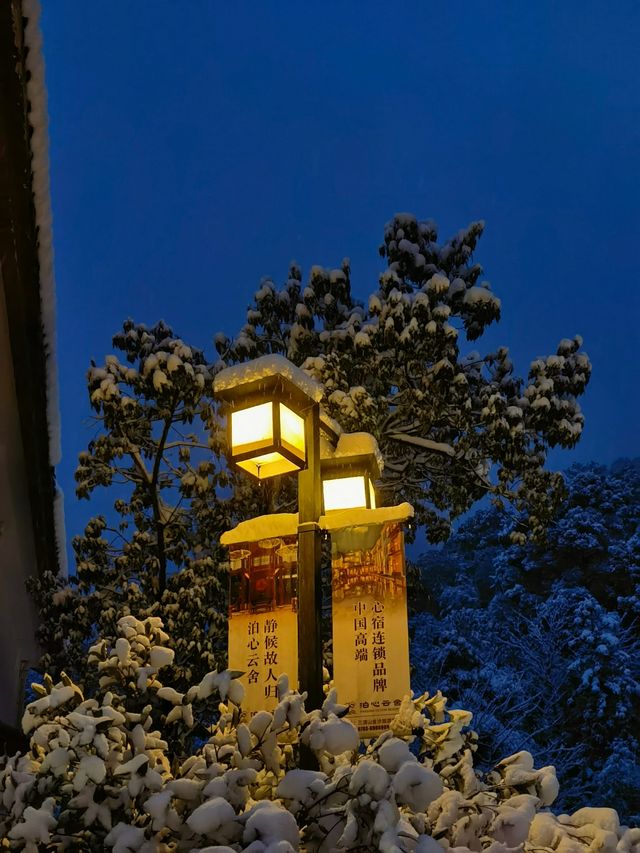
[30,321,231,692]
[495,459,640,613]
[216,214,591,542]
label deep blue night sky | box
[40,2,639,556]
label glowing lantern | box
[321,432,382,512]
[213,355,325,481]
[229,399,306,479]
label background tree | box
[29,321,231,692]
[493,458,640,614]
[411,459,640,822]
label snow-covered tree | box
[493,459,640,615]
[412,460,640,821]
[29,321,232,696]
[215,214,591,542]
[4,614,638,852]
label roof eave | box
[0,0,59,578]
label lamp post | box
[216,359,412,743]
[296,401,324,711]
[213,355,328,710]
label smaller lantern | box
[321,432,382,512]
[213,355,324,480]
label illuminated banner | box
[222,515,300,715]
[328,506,412,738]
[222,505,413,727]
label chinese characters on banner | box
[331,519,411,737]
[222,506,412,728]
[225,531,299,714]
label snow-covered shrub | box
[1,616,636,851]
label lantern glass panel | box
[369,478,377,509]
[279,403,305,459]
[230,402,274,455]
[237,451,301,480]
[323,475,368,512]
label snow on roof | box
[220,513,299,546]
[214,355,324,403]
[220,503,414,545]
[23,0,66,574]
[23,0,58,464]
[323,432,384,473]
[319,503,413,532]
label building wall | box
[0,271,40,726]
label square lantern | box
[321,432,382,512]
[229,397,306,479]
[214,357,325,481]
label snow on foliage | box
[1,616,637,851]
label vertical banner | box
[331,519,411,737]
[226,533,299,714]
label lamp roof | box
[214,354,323,403]
[321,431,384,476]
[319,409,342,441]
[321,502,413,532]
[221,512,299,545]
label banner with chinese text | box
[331,519,411,737]
[226,531,299,715]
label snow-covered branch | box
[389,433,456,457]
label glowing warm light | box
[230,402,273,454]
[323,475,369,511]
[228,399,306,480]
[279,404,305,456]
[237,452,301,480]
[368,479,377,509]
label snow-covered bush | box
[2,616,637,851]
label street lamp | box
[321,432,382,512]
[213,354,328,710]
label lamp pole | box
[296,401,324,712]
